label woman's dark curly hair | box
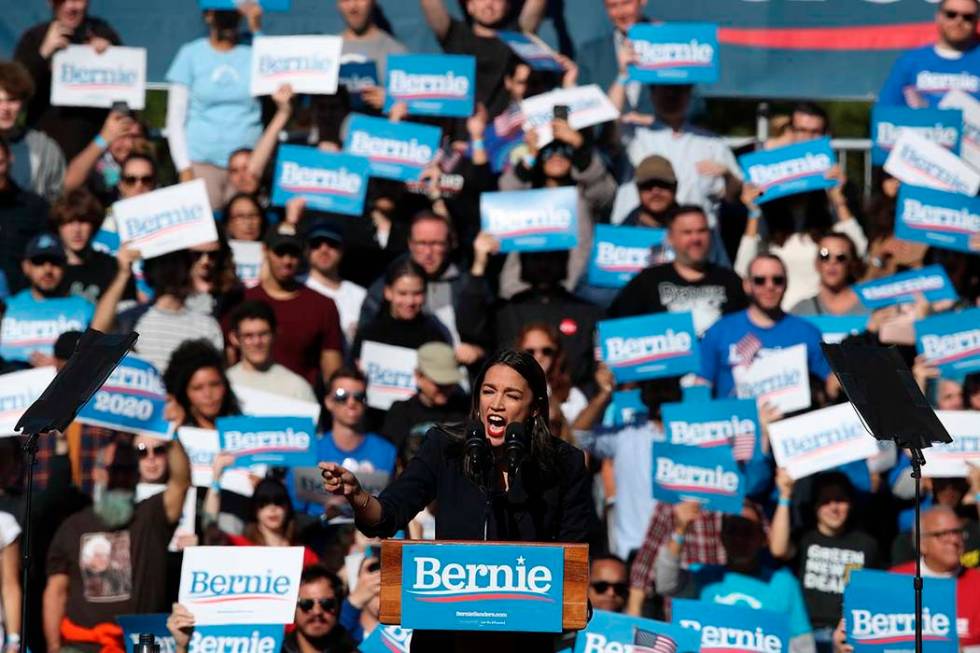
[163,339,240,426]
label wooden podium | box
[379,539,590,630]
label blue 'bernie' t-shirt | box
[699,310,830,399]
[879,44,980,108]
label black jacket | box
[358,427,594,543]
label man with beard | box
[0,233,94,367]
[43,438,190,653]
[419,0,547,117]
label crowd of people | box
[1,0,980,651]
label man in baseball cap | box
[301,220,366,345]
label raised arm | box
[769,468,796,560]
[419,0,452,41]
[248,84,294,181]
[65,111,136,191]
[163,439,192,524]
[90,247,140,332]
[518,0,548,33]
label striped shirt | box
[132,305,224,372]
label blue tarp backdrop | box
[0,0,939,100]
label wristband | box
[6,635,20,644]
[471,139,485,151]
[522,154,537,169]
[748,207,762,221]
[93,134,108,150]
[778,496,792,508]
[210,481,221,492]
[974,492,980,504]
[616,73,629,86]
[671,531,685,546]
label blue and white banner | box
[359,341,417,410]
[271,145,369,216]
[496,31,564,72]
[250,36,341,96]
[117,614,284,653]
[51,45,146,110]
[360,626,413,653]
[199,0,290,10]
[344,113,441,182]
[0,367,56,436]
[662,398,760,462]
[178,546,304,625]
[845,569,958,653]
[895,184,980,253]
[884,130,980,196]
[940,90,980,169]
[229,240,262,287]
[733,344,811,414]
[520,85,620,147]
[768,402,879,480]
[339,60,378,109]
[922,410,980,478]
[739,137,837,203]
[652,439,744,514]
[0,296,93,362]
[802,315,868,344]
[481,187,579,253]
[176,427,258,496]
[587,224,666,288]
[384,54,475,118]
[916,307,980,377]
[672,599,791,653]
[574,610,700,653]
[216,416,317,468]
[627,23,719,85]
[870,106,962,165]
[598,312,700,382]
[77,356,172,439]
[114,179,218,259]
[400,543,564,632]
[853,264,958,309]
[610,389,649,427]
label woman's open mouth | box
[486,414,507,438]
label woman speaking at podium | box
[320,349,595,651]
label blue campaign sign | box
[895,184,980,253]
[662,398,760,462]
[845,569,957,653]
[77,356,171,439]
[672,599,791,653]
[117,614,285,653]
[627,23,720,85]
[871,105,961,165]
[343,113,441,182]
[360,626,413,653]
[0,293,94,362]
[802,315,869,344]
[610,389,649,427]
[587,224,666,288]
[217,415,317,467]
[496,31,564,72]
[916,307,980,377]
[384,54,476,118]
[853,264,958,309]
[199,0,290,10]
[652,439,744,514]
[481,187,579,253]
[739,137,837,204]
[597,312,701,382]
[400,543,564,632]
[575,609,701,653]
[271,145,369,216]
[339,61,378,110]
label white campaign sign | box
[250,35,342,96]
[733,344,811,414]
[520,85,620,147]
[232,384,320,421]
[178,546,304,625]
[940,90,980,170]
[769,403,879,480]
[359,341,418,410]
[229,240,263,287]
[51,45,147,109]
[884,129,980,196]
[176,427,260,496]
[0,367,56,436]
[923,410,980,477]
[114,179,218,258]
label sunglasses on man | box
[297,598,339,613]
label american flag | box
[733,332,763,368]
[732,427,756,462]
[634,628,678,653]
[494,104,525,137]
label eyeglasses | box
[121,175,154,186]
[943,9,977,21]
[330,388,367,404]
[238,329,272,342]
[297,598,339,613]
[136,442,169,459]
[192,250,220,261]
[525,347,556,358]
[818,249,850,264]
[924,527,968,540]
[590,581,629,597]
[751,275,786,287]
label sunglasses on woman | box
[121,174,154,186]
[296,597,339,613]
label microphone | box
[504,422,528,479]
[464,420,490,484]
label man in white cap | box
[381,341,469,462]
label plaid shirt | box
[34,423,127,494]
[629,502,726,595]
